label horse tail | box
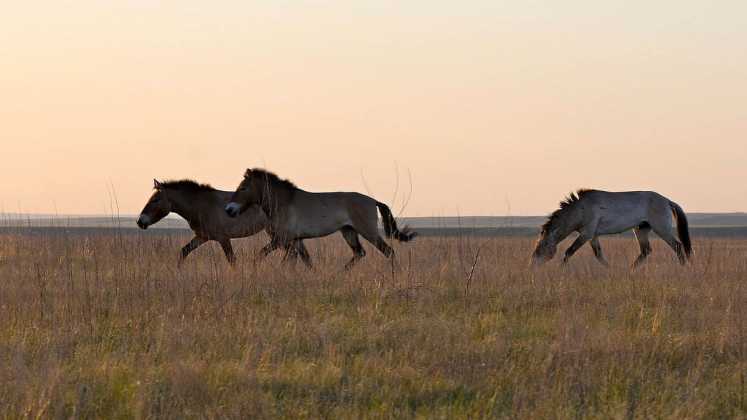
[376,201,417,242]
[669,201,692,259]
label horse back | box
[585,190,673,234]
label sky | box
[2,1,746,216]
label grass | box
[1,230,746,418]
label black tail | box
[670,201,692,259]
[376,201,417,242]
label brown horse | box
[225,169,416,268]
[138,179,308,265]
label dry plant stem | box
[465,245,482,297]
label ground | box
[1,231,746,418]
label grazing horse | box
[137,179,308,265]
[224,168,416,268]
[531,189,692,268]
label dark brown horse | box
[225,169,416,268]
[138,179,307,265]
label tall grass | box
[1,230,746,418]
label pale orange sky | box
[2,1,746,216]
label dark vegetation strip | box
[2,226,747,238]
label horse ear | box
[243,169,252,178]
[153,179,162,189]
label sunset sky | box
[2,1,746,216]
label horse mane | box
[540,189,595,233]
[159,179,216,193]
[246,168,297,190]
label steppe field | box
[2,229,747,419]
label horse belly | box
[596,207,647,235]
[227,224,263,239]
[289,209,349,239]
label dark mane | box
[160,179,216,193]
[540,189,594,233]
[246,168,297,190]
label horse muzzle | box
[136,215,150,230]
[225,202,241,218]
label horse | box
[137,179,308,266]
[530,189,692,268]
[224,168,417,268]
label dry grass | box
[1,230,746,419]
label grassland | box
[1,230,746,418]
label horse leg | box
[354,215,395,259]
[259,240,280,258]
[374,236,394,258]
[341,226,366,269]
[359,231,394,258]
[294,240,313,268]
[652,226,686,265]
[562,234,590,264]
[632,224,652,269]
[280,242,297,264]
[589,237,609,267]
[280,241,308,268]
[275,237,303,264]
[285,241,299,260]
[179,236,207,267]
[218,239,236,266]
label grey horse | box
[531,189,692,267]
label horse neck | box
[550,207,583,243]
[260,184,294,218]
[166,189,206,224]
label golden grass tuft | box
[1,231,746,418]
